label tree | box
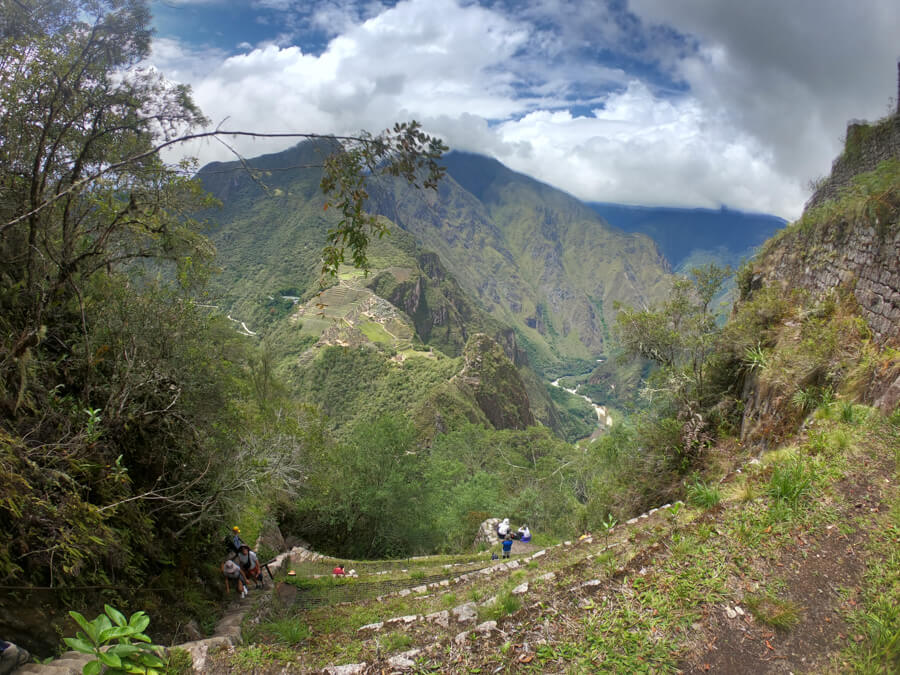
[0,0,446,599]
[615,264,730,408]
[614,264,731,462]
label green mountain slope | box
[194,143,597,440]
[370,151,672,374]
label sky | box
[149,0,900,219]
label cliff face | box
[735,111,900,444]
[457,333,535,431]
[751,209,900,347]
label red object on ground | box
[332,566,345,576]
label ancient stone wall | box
[806,113,900,209]
[756,220,899,346]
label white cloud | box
[152,0,900,219]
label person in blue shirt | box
[230,526,244,553]
[501,534,513,559]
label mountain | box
[369,151,673,374]
[194,145,598,440]
[588,202,787,272]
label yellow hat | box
[287,570,296,576]
[232,526,240,532]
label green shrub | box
[62,605,168,675]
[686,481,722,509]
[266,618,311,646]
[767,458,812,507]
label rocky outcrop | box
[457,334,534,430]
[752,220,899,347]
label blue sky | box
[149,0,900,218]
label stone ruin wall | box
[759,221,900,347]
[806,113,900,210]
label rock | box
[579,579,603,590]
[530,550,546,559]
[183,620,203,642]
[387,650,420,670]
[725,606,737,619]
[255,519,285,555]
[424,610,450,628]
[474,620,497,635]
[178,636,231,674]
[512,583,529,595]
[275,581,298,605]
[385,615,419,627]
[474,518,502,547]
[324,663,367,675]
[412,585,427,594]
[454,630,470,646]
[452,602,478,624]
[537,572,556,582]
[357,622,384,634]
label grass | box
[767,456,813,506]
[221,407,897,674]
[478,589,522,622]
[686,481,722,509]
[745,592,803,630]
[265,617,311,645]
[839,484,900,672]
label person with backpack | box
[222,558,248,598]
[227,526,244,555]
[237,544,263,589]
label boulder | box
[474,518,501,547]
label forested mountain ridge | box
[370,151,673,373]
[194,153,596,442]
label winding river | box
[550,378,613,428]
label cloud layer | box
[151,0,900,218]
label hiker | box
[517,524,531,542]
[227,526,244,555]
[222,558,248,598]
[0,640,30,675]
[237,544,264,589]
[496,518,511,539]
[332,564,345,578]
[501,533,513,559]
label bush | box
[686,481,722,509]
[767,458,812,507]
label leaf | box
[105,604,127,627]
[108,644,141,657]
[98,651,123,668]
[69,611,98,644]
[96,615,112,634]
[128,611,150,633]
[99,625,135,642]
[139,652,166,668]
[83,660,103,675]
[62,637,94,654]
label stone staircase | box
[15,501,684,674]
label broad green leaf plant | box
[64,605,168,675]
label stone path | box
[13,546,324,675]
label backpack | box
[223,534,239,554]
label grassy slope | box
[215,406,898,673]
